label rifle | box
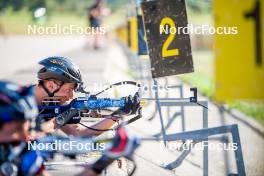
[38,96,127,119]
[37,81,142,130]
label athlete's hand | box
[119,93,140,115]
[55,109,80,126]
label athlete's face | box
[0,120,31,142]
[44,80,76,104]
[54,83,76,104]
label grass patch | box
[228,101,264,126]
[181,72,214,97]
[0,8,127,35]
[0,9,87,35]
[0,9,32,34]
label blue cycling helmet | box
[0,81,38,125]
[37,56,82,84]
[37,56,84,96]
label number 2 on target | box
[160,17,179,58]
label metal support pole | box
[231,125,246,176]
[179,85,185,132]
[202,101,208,176]
[154,79,167,145]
